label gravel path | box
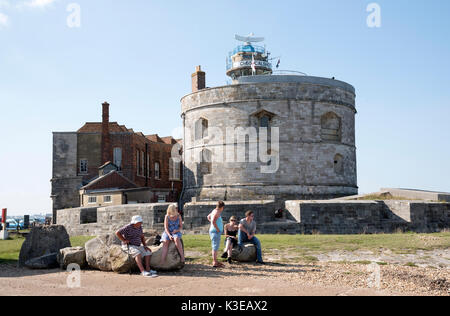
[0,260,448,296]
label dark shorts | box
[225,237,238,247]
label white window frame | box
[88,196,97,204]
[103,195,112,203]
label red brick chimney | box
[101,102,111,164]
[191,65,205,92]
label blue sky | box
[0,0,449,215]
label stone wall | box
[51,132,83,222]
[57,203,171,236]
[284,200,450,234]
[183,200,277,233]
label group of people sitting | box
[208,201,264,268]
[115,201,263,277]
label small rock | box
[57,247,87,269]
[25,253,58,269]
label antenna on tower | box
[235,33,265,45]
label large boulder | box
[149,241,185,272]
[232,243,257,262]
[19,225,71,268]
[86,231,167,273]
[85,234,119,271]
[109,241,185,274]
[57,247,87,269]
[24,253,59,269]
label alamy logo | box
[367,3,381,28]
[171,126,280,174]
[66,263,81,288]
[67,3,81,28]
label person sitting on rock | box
[238,210,265,264]
[221,216,239,264]
[160,204,185,265]
[116,215,158,277]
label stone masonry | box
[181,75,358,205]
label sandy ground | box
[0,259,448,296]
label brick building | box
[51,102,182,222]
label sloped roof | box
[77,122,130,133]
[146,134,164,143]
[81,171,137,191]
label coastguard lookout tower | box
[226,33,273,82]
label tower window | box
[321,112,342,142]
[200,149,212,175]
[334,154,344,175]
[259,115,270,128]
[195,118,209,140]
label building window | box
[80,159,88,174]
[195,118,208,140]
[200,149,212,175]
[113,148,122,171]
[155,162,160,179]
[88,196,97,204]
[169,158,181,180]
[104,195,112,203]
[158,195,166,203]
[141,151,145,176]
[321,112,342,142]
[147,154,150,178]
[334,154,344,175]
[136,150,140,176]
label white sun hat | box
[131,215,143,225]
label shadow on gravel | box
[0,263,62,278]
[167,262,320,279]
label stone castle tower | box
[181,35,358,205]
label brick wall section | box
[52,103,184,218]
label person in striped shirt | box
[116,215,158,277]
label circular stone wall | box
[181,75,358,203]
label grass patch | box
[405,262,418,268]
[1,233,448,265]
[182,232,450,262]
[0,235,96,264]
[302,255,319,263]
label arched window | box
[321,112,342,142]
[195,118,208,140]
[200,149,212,175]
[154,162,160,179]
[334,154,344,175]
